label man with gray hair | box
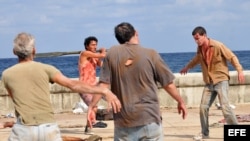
[2,32,121,141]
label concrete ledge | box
[1,71,250,114]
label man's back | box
[2,61,59,125]
[100,43,175,127]
[3,32,121,141]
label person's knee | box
[200,104,209,113]
[200,104,209,109]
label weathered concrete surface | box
[1,103,250,141]
[0,71,250,115]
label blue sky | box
[0,0,249,58]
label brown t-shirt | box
[2,61,60,125]
[99,43,175,128]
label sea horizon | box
[1,50,249,79]
[1,49,249,59]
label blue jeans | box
[114,122,164,141]
[200,81,238,136]
[8,122,62,141]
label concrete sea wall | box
[0,71,250,114]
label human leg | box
[215,81,238,125]
[41,123,62,141]
[79,93,94,134]
[79,93,93,106]
[199,84,217,136]
[114,122,164,141]
[84,104,98,135]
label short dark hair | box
[114,22,136,44]
[84,36,98,49]
[192,26,207,36]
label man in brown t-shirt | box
[88,22,187,141]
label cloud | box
[39,15,53,24]
[176,0,224,6]
[0,17,11,26]
[0,0,250,58]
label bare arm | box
[237,71,245,84]
[81,48,106,59]
[163,82,187,119]
[52,72,121,111]
[88,82,110,109]
[79,49,106,68]
[87,82,121,128]
[96,48,106,66]
[53,72,106,95]
[180,55,199,75]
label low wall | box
[0,71,250,115]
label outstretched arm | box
[52,72,121,110]
[163,82,187,119]
[180,67,189,75]
[180,55,199,75]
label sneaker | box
[193,133,209,141]
[215,103,222,110]
[215,103,236,110]
[229,104,236,109]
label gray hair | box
[13,32,35,59]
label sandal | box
[92,121,107,128]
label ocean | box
[0,50,249,79]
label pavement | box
[0,103,250,141]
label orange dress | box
[78,58,98,106]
